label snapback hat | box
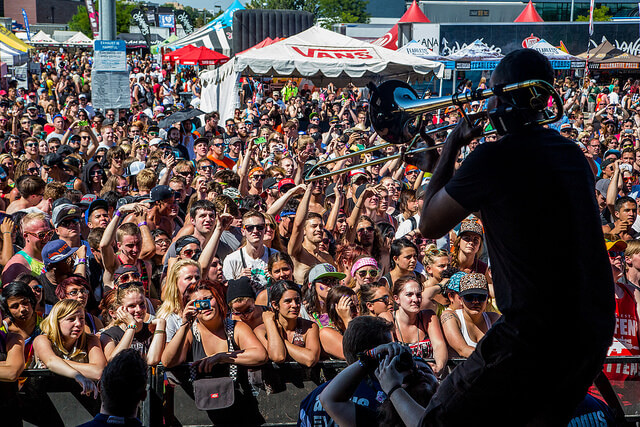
[308,263,346,283]
[42,240,79,266]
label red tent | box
[373,0,431,50]
[163,44,198,63]
[177,46,230,66]
[514,1,544,22]
[237,37,283,55]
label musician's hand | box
[446,115,483,152]
[404,131,439,173]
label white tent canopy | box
[0,43,27,66]
[398,40,448,61]
[64,32,92,46]
[31,31,58,45]
[200,27,443,120]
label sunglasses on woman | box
[369,295,390,304]
[357,269,379,279]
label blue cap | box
[446,272,468,293]
[42,239,79,267]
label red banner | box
[85,0,99,39]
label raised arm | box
[606,160,621,217]
[146,318,167,366]
[256,312,287,363]
[200,210,233,277]
[161,303,197,368]
[267,184,305,216]
[287,183,310,257]
[325,181,345,233]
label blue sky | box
[179,0,241,12]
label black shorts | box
[421,317,611,426]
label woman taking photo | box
[383,238,419,290]
[392,276,447,378]
[319,285,358,360]
[256,280,320,367]
[157,259,201,342]
[161,280,268,425]
[100,285,166,365]
[32,299,105,396]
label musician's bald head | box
[491,49,554,87]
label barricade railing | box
[18,356,640,426]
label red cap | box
[278,178,295,191]
[405,164,419,174]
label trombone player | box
[375,49,616,425]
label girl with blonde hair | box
[156,259,201,342]
[33,299,106,396]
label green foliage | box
[69,5,93,37]
[245,0,319,14]
[245,0,368,26]
[576,5,612,22]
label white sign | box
[91,71,131,110]
[93,40,127,72]
[410,24,441,54]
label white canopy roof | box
[202,26,443,86]
[31,31,58,45]
[445,39,503,62]
[64,32,92,46]
[529,39,581,61]
[398,40,448,62]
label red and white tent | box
[514,1,544,23]
[372,0,430,50]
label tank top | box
[604,282,640,382]
[395,311,433,359]
[455,309,492,348]
[17,250,45,277]
[291,318,305,347]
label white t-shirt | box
[222,246,279,290]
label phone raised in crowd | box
[78,120,88,127]
[255,137,267,145]
[194,300,211,311]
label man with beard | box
[227,137,242,164]
[2,213,51,283]
[223,210,278,293]
[99,202,154,292]
[166,127,189,160]
[289,184,334,284]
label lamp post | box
[570,0,575,21]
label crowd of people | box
[0,46,635,425]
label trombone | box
[304,79,562,182]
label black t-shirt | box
[445,126,614,339]
[101,323,153,356]
[41,274,58,307]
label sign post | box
[91,40,130,111]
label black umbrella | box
[158,108,204,129]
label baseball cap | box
[150,185,174,202]
[325,182,336,199]
[126,161,146,177]
[458,273,489,297]
[446,272,467,293]
[226,277,256,304]
[308,263,346,283]
[278,178,295,192]
[595,178,610,197]
[193,137,209,147]
[263,177,278,191]
[459,220,483,237]
[348,169,367,183]
[42,240,79,267]
[79,194,98,209]
[113,264,140,284]
[51,203,82,228]
[405,164,419,174]
[560,123,572,132]
[85,198,109,225]
[606,239,627,252]
[149,137,164,147]
[604,149,621,160]
[266,97,274,103]
[26,103,38,110]
[43,153,64,168]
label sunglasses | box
[231,306,255,317]
[27,167,39,174]
[178,171,193,177]
[30,284,43,291]
[181,248,201,258]
[609,250,624,258]
[200,165,214,170]
[357,269,379,279]
[117,281,143,290]
[462,293,489,303]
[116,272,141,284]
[67,288,89,297]
[138,144,148,149]
[117,185,130,191]
[369,295,390,304]
[252,175,265,180]
[244,224,265,232]
[357,226,375,234]
[60,217,80,228]
[213,143,226,148]
[26,230,53,240]
[91,170,104,176]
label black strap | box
[593,371,628,426]
[409,216,417,231]
[225,318,238,382]
[239,248,246,269]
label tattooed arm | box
[441,310,475,358]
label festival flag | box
[21,9,31,41]
[174,10,194,35]
[588,0,595,35]
[132,9,152,47]
[85,0,99,39]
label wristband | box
[356,351,377,372]
[137,221,147,227]
[386,384,403,399]
[76,258,87,264]
[2,231,11,234]
[115,210,122,218]
[154,330,166,335]
[126,324,137,330]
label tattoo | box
[440,311,457,324]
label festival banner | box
[85,0,99,39]
[21,9,31,41]
[588,0,595,36]
[131,9,152,47]
[174,10,194,35]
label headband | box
[248,167,264,177]
[351,257,379,277]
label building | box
[3,0,82,24]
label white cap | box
[127,161,146,176]
[149,137,164,146]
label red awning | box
[514,1,544,22]
[177,46,230,66]
[373,0,431,50]
[163,44,198,63]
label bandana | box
[351,257,379,277]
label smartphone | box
[255,137,267,145]
[78,120,88,127]
[194,299,211,310]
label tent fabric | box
[0,40,28,66]
[163,44,198,62]
[177,46,229,66]
[514,1,544,23]
[117,33,164,48]
[165,0,244,56]
[0,25,31,52]
[528,39,584,69]
[237,37,282,55]
[578,39,640,69]
[445,39,503,62]
[397,40,448,61]
[31,31,58,45]
[578,40,618,60]
[372,0,430,50]
[64,32,93,46]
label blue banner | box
[21,9,31,41]
[158,14,175,29]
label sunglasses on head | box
[244,224,265,232]
[357,268,379,279]
[462,293,488,303]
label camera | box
[194,299,211,310]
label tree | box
[245,0,319,15]
[68,1,137,36]
[576,6,612,22]
[318,0,369,26]
[69,5,92,37]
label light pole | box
[570,0,575,21]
